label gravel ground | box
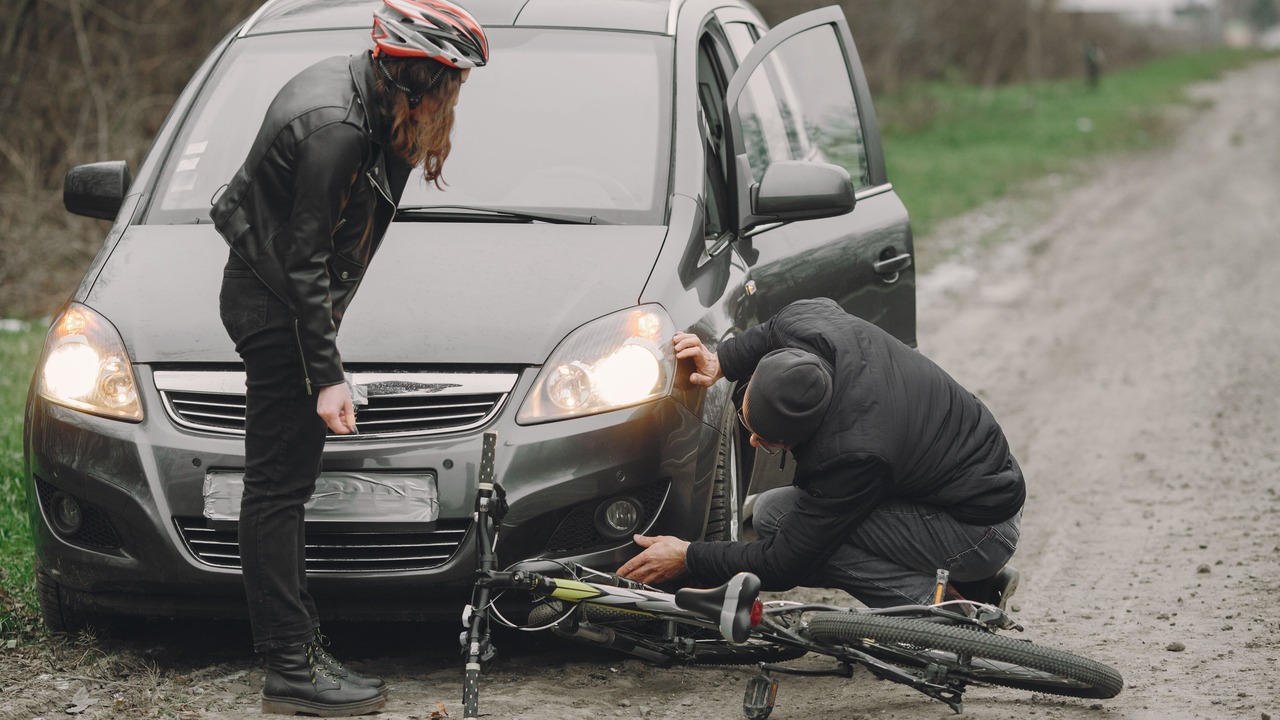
[3,58,1278,720]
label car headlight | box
[517,305,675,424]
[37,303,143,421]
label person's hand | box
[673,332,722,387]
[317,382,357,434]
[617,534,690,585]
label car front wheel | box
[37,571,88,634]
[703,405,744,542]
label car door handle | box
[873,253,913,276]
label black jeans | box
[220,260,325,652]
[754,486,1020,607]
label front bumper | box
[25,366,723,621]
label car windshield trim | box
[396,205,613,225]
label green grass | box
[0,322,43,635]
[879,47,1277,239]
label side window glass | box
[724,23,791,181]
[731,23,871,188]
[697,34,731,237]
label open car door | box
[721,6,913,341]
[725,7,917,512]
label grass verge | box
[879,47,1277,239]
[1,322,45,637]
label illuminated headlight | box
[517,305,675,423]
[37,303,143,421]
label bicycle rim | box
[529,602,805,666]
[807,612,1123,699]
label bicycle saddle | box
[676,572,763,643]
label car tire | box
[703,405,744,542]
[37,571,88,634]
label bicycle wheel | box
[529,602,806,666]
[807,612,1123,699]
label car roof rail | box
[237,0,286,38]
[666,0,683,35]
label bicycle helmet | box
[372,0,489,69]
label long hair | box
[373,55,464,188]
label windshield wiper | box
[396,205,612,225]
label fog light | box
[50,491,84,535]
[596,498,642,539]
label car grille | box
[154,370,519,439]
[174,517,471,573]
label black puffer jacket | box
[685,298,1026,590]
[211,51,410,391]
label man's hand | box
[617,534,690,585]
[673,332,722,387]
[317,382,357,434]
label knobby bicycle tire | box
[529,602,806,666]
[807,612,1123,699]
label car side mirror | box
[742,160,856,236]
[64,161,132,220]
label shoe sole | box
[997,569,1020,611]
[261,694,386,717]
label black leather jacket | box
[211,51,410,391]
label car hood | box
[83,223,668,365]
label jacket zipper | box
[367,170,396,216]
[293,318,313,395]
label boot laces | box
[304,642,338,683]
[312,632,347,671]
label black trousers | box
[220,262,325,652]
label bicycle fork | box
[462,432,502,720]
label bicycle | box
[460,433,1123,718]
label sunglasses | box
[738,408,785,456]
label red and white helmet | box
[372,0,489,68]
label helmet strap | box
[375,55,445,110]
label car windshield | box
[147,28,673,226]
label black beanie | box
[745,348,833,446]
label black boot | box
[311,631,387,695]
[951,566,1020,611]
[261,643,386,717]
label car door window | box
[725,13,872,190]
[697,33,732,238]
[729,60,796,182]
[768,24,871,187]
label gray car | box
[26,0,915,630]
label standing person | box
[618,298,1024,611]
[1083,40,1104,91]
[210,1,487,715]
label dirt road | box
[6,59,1279,720]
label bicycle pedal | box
[743,673,778,720]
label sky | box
[1057,0,1217,25]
